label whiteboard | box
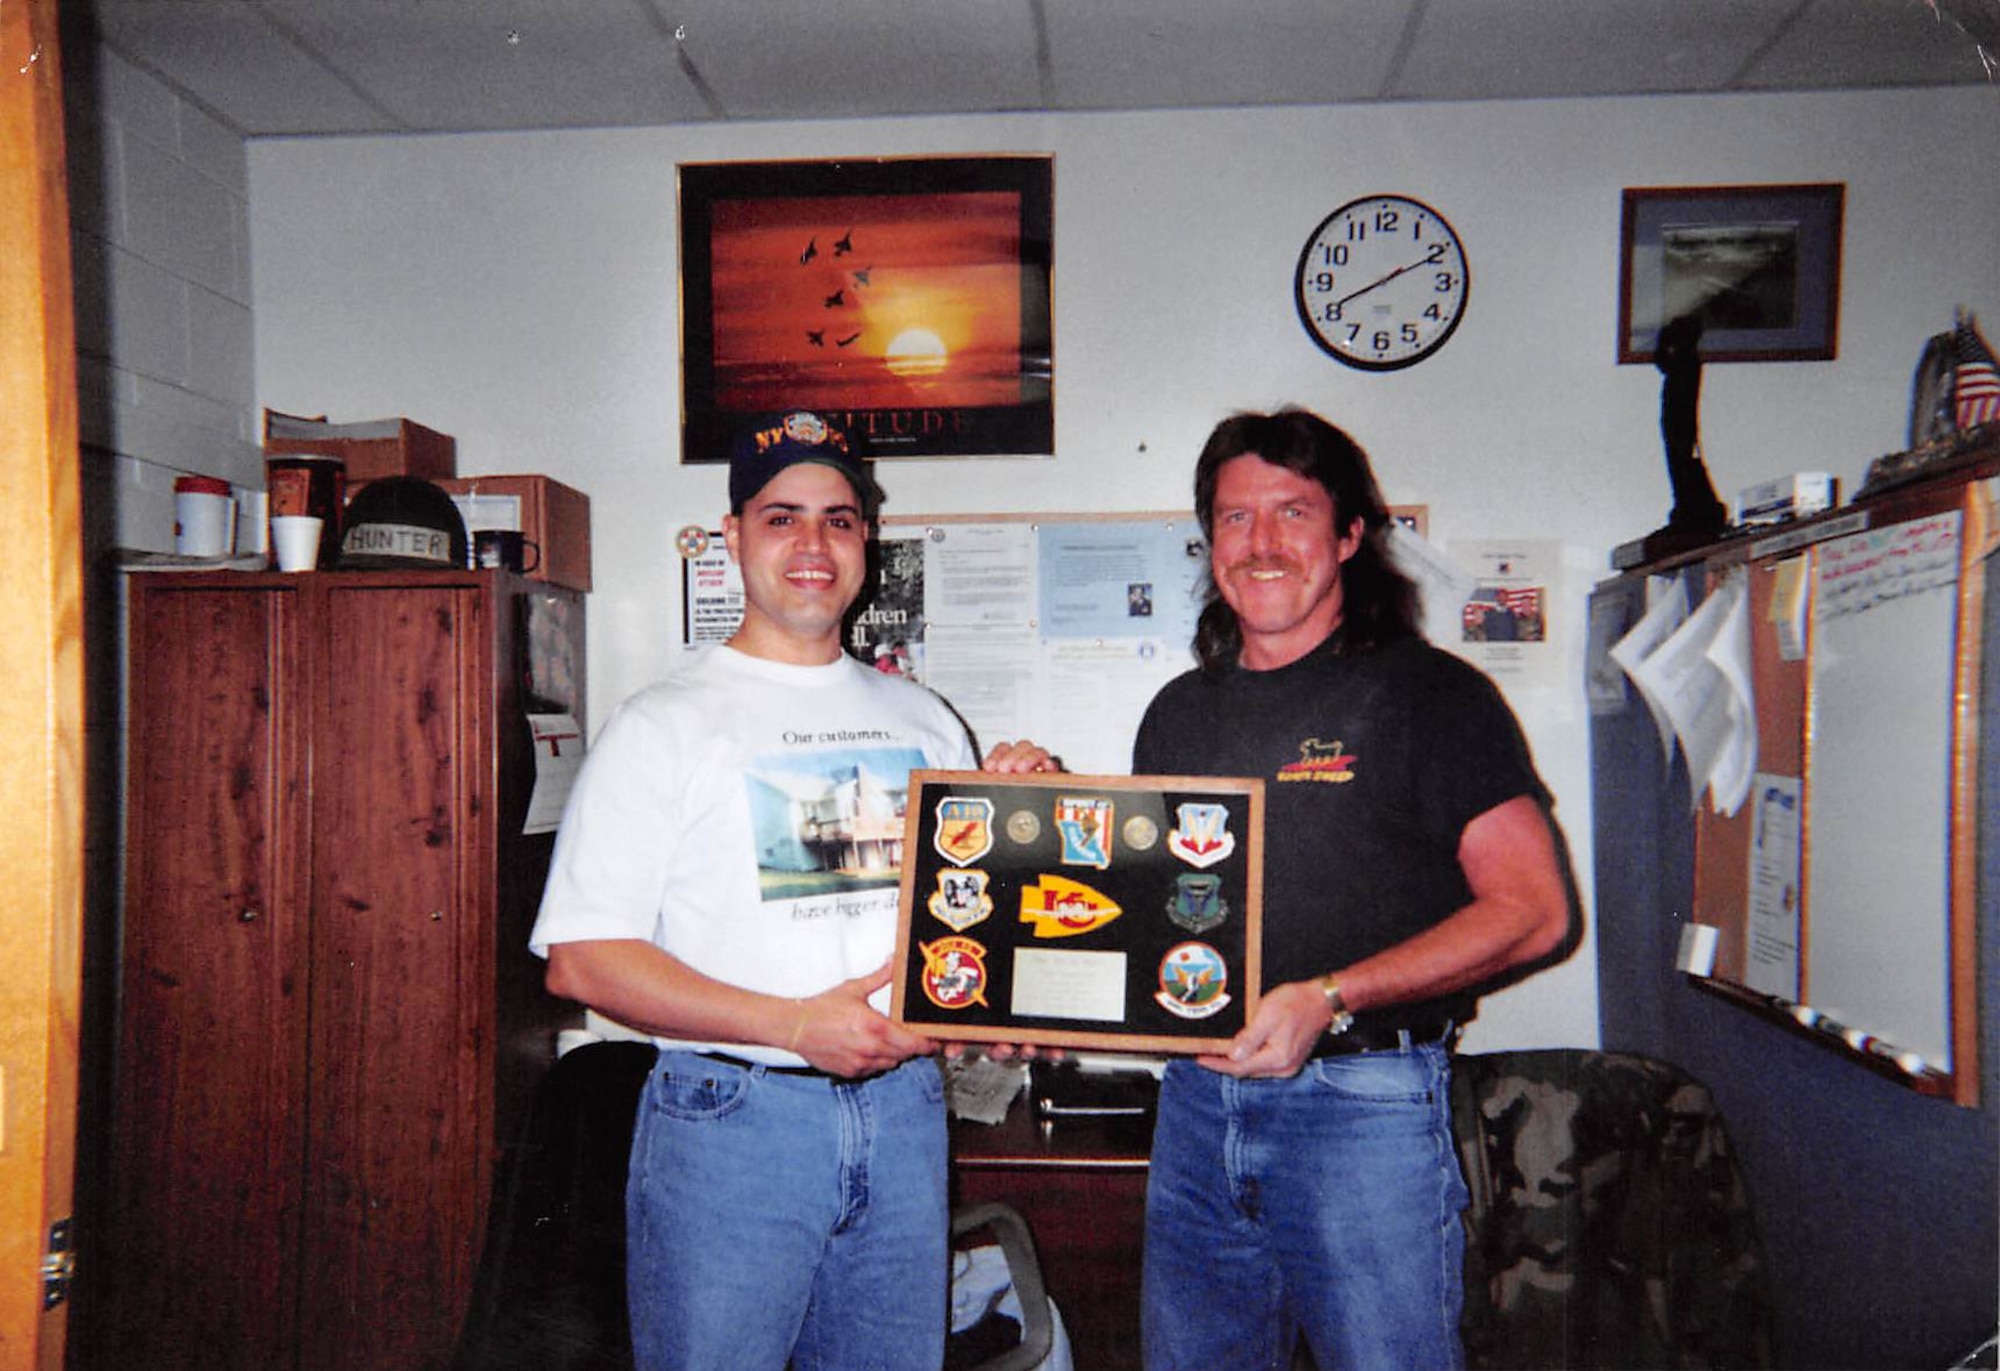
[1805,511,1963,1066]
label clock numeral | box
[1374,208,1401,233]
[1321,302,1344,324]
[1372,329,1392,352]
[1401,323,1420,345]
[1425,242,1447,264]
[1309,270,1337,293]
[1432,272,1458,293]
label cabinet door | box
[111,581,310,1368]
[300,582,495,1369]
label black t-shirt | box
[1132,633,1548,1029]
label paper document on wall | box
[1768,558,1811,661]
[1386,522,1477,644]
[1702,576,1757,815]
[1608,575,1688,763]
[525,713,585,835]
[1616,571,1756,815]
[1744,773,1803,1001]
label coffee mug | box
[174,475,236,558]
[472,529,540,574]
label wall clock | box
[1294,194,1469,370]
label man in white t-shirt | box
[530,409,1053,1370]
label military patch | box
[928,868,994,932]
[1005,808,1042,845]
[674,524,709,559]
[933,796,995,867]
[1019,873,1123,938]
[1166,802,1237,869]
[1166,872,1228,933]
[1055,796,1114,869]
[1122,814,1160,852]
[1156,942,1231,1019]
[918,936,990,1009]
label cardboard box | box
[1736,472,1838,526]
[264,410,457,485]
[437,475,592,592]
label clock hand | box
[1333,255,1428,311]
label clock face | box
[1294,195,1469,370]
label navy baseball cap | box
[728,410,881,516]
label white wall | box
[245,88,2000,1053]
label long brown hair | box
[1191,408,1421,674]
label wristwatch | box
[1318,976,1355,1038]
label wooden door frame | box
[0,0,84,1364]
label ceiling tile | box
[1743,0,1994,90]
[82,0,398,136]
[258,0,710,132]
[1394,0,1808,101]
[668,0,1045,120]
[1043,0,1416,111]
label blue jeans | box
[625,1051,949,1371]
[1141,1043,1468,1371]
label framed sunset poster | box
[678,155,1054,463]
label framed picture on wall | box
[1617,182,1843,364]
[678,155,1054,463]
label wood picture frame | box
[893,771,1263,1054]
[1617,182,1843,364]
[678,155,1054,463]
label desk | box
[951,1096,1153,1371]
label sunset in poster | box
[707,191,1026,412]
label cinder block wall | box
[64,34,257,555]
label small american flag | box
[1954,308,2000,432]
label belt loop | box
[1395,1028,1413,1050]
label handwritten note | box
[1814,513,1961,623]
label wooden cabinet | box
[102,570,579,1370]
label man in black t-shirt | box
[1134,408,1576,1371]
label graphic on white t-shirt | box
[745,745,928,901]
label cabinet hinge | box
[41,1218,73,1309]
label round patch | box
[1156,941,1231,1019]
[675,525,709,559]
[1122,814,1160,851]
[919,936,989,1010]
[783,411,831,446]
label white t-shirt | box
[530,645,977,1061]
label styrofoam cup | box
[271,515,325,572]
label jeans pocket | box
[1305,1050,1438,1104]
[646,1055,753,1121]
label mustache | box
[1223,555,1300,576]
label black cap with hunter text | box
[728,411,881,516]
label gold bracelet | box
[1318,976,1355,1038]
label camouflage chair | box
[1451,1048,1773,1369]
